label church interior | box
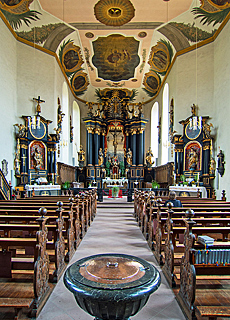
[0,0,230,319]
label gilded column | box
[101,130,106,166]
[138,128,144,165]
[20,140,28,184]
[125,130,129,167]
[87,126,93,166]
[203,141,210,175]
[94,128,100,166]
[131,129,137,166]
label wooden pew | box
[0,208,51,319]
[0,202,75,282]
[150,202,230,286]
[176,210,230,320]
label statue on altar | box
[98,148,104,166]
[78,145,85,167]
[146,147,154,168]
[217,149,225,177]
[126,148,132,166]
[33,147,43,170]
[188,147,198,171]
[209,157,216,176]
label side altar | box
[173,105,215,197]
[14,97,60,192]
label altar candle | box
[199,116,202,129]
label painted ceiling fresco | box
[92,34,140,81]
[1,0,230,102]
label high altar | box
[76,89,152,188]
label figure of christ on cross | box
[33,96,45,115]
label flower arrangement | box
[112,186,119,197]
[152,180,160,189]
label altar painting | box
[106,130,125,162]
[184,141,202,171]
[29,141,46,170]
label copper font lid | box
[67,254,156,290]
[79,256,145,284]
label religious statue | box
[119,160,125,177]
[33,147,43,170]
[14,152,20,175]
[105,159,111,177]
[126,148,132,166]
[189,147,198,171]
[217,149,225,177]
[57,97,65,133]
[146,147,154,168]
[70,115,74,143]
[191,104,196,116]
[209,157,216,176]
[14,123,26,138]
[203,122,213,138]
[98,148,104,166]
[78,145,85,167]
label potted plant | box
[62,181,71,190]
[112,186,119,197]
[152,180,160,189]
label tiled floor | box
[37,197,186,320]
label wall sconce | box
[217,149,225,177]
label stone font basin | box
[64,253,161,320]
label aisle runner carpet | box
[38,197,185,320]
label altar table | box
[102,178,128,188]
[25,184,61,196]
[169,185,207,198]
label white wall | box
[213,20,230,199]
[149,20,229,199]
[0,18,18,185]
[0,17,77,186]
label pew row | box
[0,208,51,319]
[176,210,230,320]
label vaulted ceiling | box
[1,0,229,102]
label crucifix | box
[33,96,45,115]
[111,122,119,157]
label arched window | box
[151,102,159,166]
[161,83,169,165]
[72,101,80,166]
[61,82,69,164]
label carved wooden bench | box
[176,210,230,320]
[0,208,51,319]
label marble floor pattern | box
[37,197,186,320]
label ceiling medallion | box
[94,0,135,27]
[0,0,34,14]
[138,32,147,38]
[85,32,94,38]
[201,0,230,11]
[61,41,84,73]
[148,41,170,74]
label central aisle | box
[38,197,186,320]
